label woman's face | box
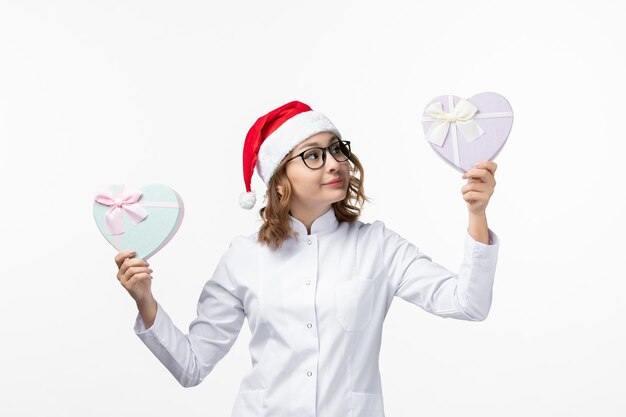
[278,131,350,212]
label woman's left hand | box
[461,160,497,215]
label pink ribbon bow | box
[94,185,149,235]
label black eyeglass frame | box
[284,139,352,170]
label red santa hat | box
[239,100,342,209]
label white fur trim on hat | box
[255,110,341,185]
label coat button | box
[306,239,312,245]
[307,371,312,377]
[305,279,311,285]
[307,323,312,328]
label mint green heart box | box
[93,184,184,260]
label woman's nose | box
[326,158,339,171]
[326,152,341,170]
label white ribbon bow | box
[424,99,485,146]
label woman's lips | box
[323,177,344,186]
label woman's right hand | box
[115,250,154,305]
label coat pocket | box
[334,278,375,331]
[230,389,264,416]
[351,391,384,416]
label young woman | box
[114,100,500,417]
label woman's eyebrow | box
[297,136,338,151]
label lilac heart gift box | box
[421,92,513,173]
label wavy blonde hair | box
[257,150,370,251]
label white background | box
[1,1,624,416]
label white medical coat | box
[134,207,500,417]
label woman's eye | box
[304,151,319,160]
[330,145,341,154]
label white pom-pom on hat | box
[239,100,341,210]
[239,190,257,210]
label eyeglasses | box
[284,140,352,170]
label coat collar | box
[289,206,339,237]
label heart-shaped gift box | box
[421,92,513,173]
[93,184,184,260]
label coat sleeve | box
[133,241,246,387]
[377,221,500,321]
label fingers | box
[475,160,497,175]
[462,161,497,185]
[115,250,136,269]
[118,265,153,285]
[461,181,490,194]
[115,250,151,282]
[461,185,493,203]
[115,251,149,270]
[461,167,495,199]
[462,161,496,177]
[124,271,154,288]
[463,190,489,204]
